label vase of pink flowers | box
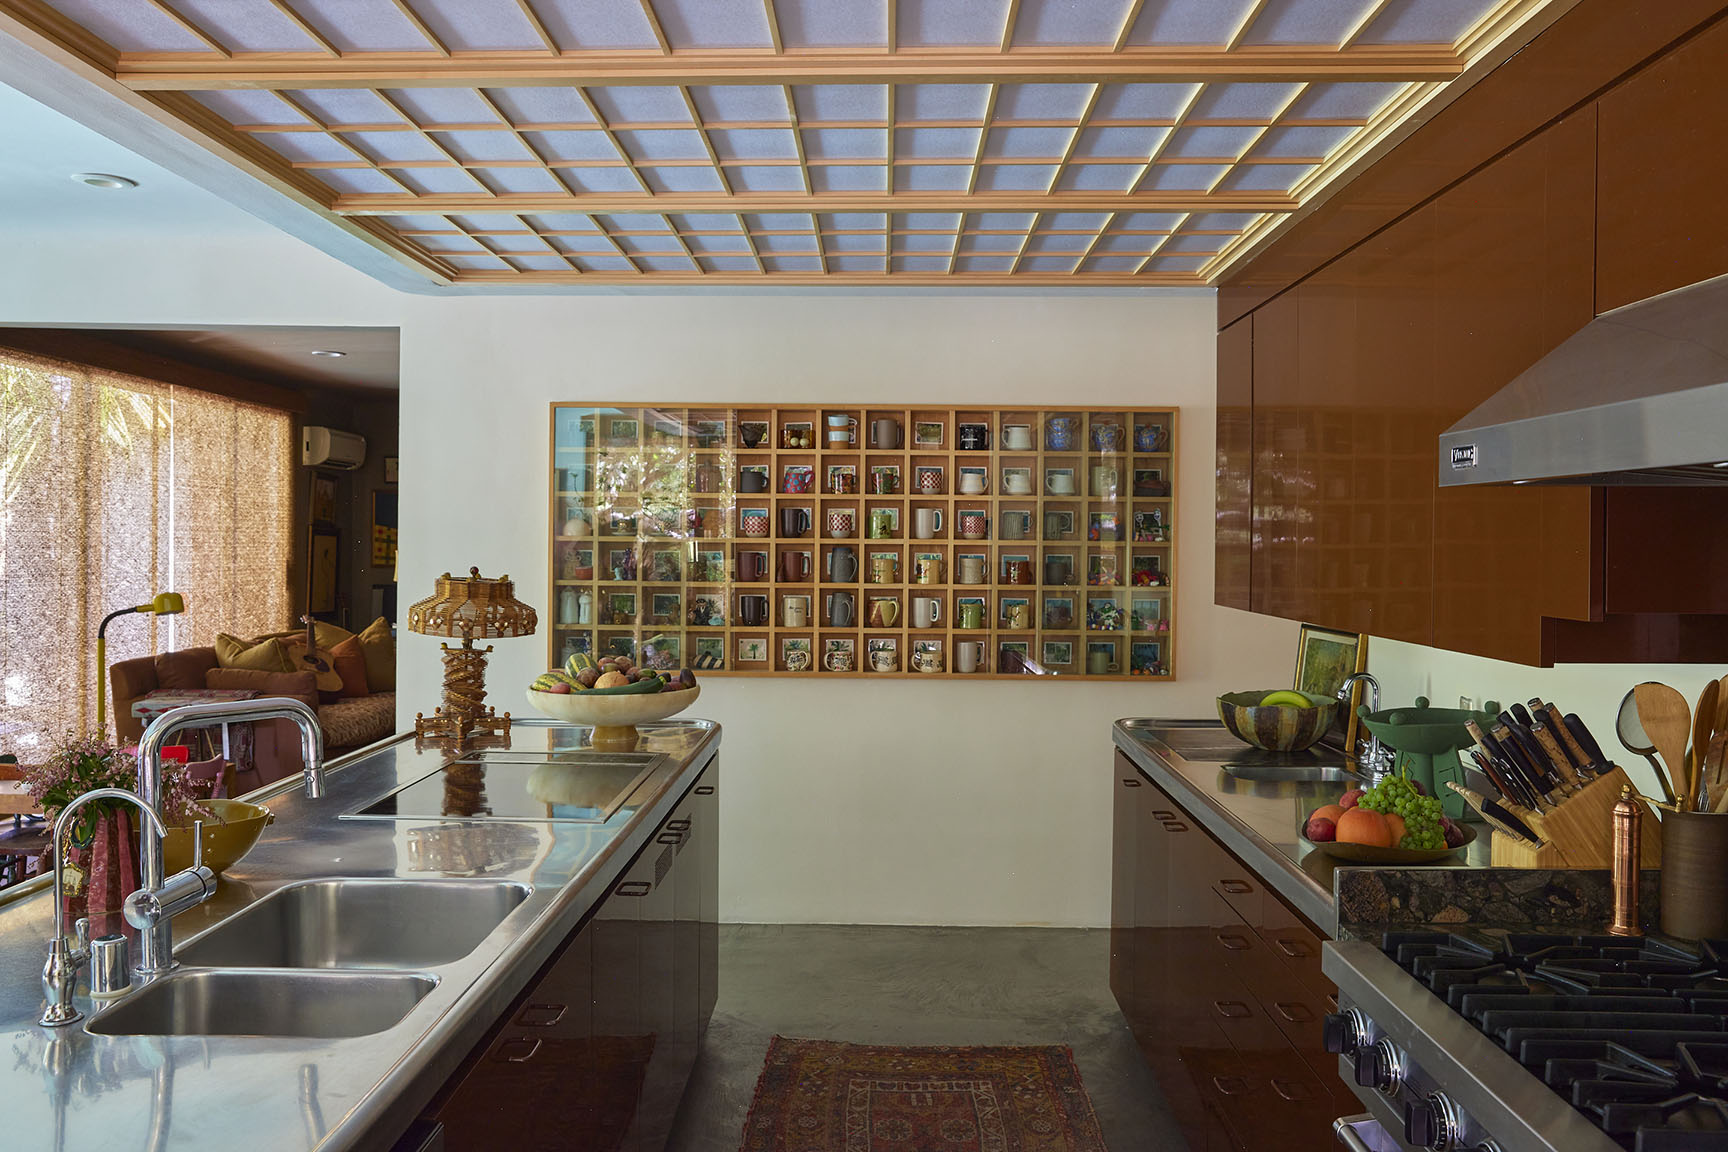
[23,733,199,935]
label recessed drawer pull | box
[1161,821,1188,832]
[1123,779,1143,788]
[667,818,692,831]
[695,786,715,795]
[1271,1078,1312,1102]
[1276,939,1312,959]
[1214,1000,1252,1019]
[1275,1002,1314,1023]
[515,1002,566,1027]
[1220,879,1253,894]
[1212,1076,1250,1096]
[495,1038,542,1064]
[657,831,682,844]
[1150,809,1175,820]
[615,880,651,898]
[1215,932,1251,951]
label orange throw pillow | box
[330,635,371,699]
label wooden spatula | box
[1637,681,1696,811]
[1694,678,1720,808]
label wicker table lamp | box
[406,568,538,743]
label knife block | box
[1489,765,1663,868]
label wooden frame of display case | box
[548,404,1177,680]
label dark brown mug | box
[1005,560,1034,584]
[780,551,810,582]
[738,551,766,581]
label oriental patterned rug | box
[739,1036,1110,1152]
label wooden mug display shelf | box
[549,404,1177,680]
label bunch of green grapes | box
[1356,772,1447,850]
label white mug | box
[783,596,810,627]
[958,472,986,495]
[913,507,944,539]
[955,641,983,673]
[1046,471,1075,495]
[1003,425,1033,451]
[1003,473,1032,494]
[912,596,942,629]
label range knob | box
[1323,1009,1369,1054]
[1404,1092,1464,1149]
[1353,1038,1404,1096]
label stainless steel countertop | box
[1112,718,1491,936]
[0,718,720,1152]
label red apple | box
[1305,815,1338,842]
[544,681,572,694]
[1339,787,1366,810]
[1440,816,1465,848]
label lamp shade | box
[148,592,185,615]
[406,568,537,641]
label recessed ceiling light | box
[310,349,347,358]
[71,172,137,189]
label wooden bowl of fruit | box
[1217,690,1337,752]
[1301,775,1473,864]
[526,653,700,747]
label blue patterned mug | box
[1045,417,1075,450]
[1091,422,1123,452]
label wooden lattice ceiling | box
[2,0,1564,287]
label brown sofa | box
[110,646,397,792]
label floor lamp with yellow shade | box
[407,568,537,744]
[96,592,184,737]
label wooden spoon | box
[1694,678,1720,808]
[1636,681,1695,811]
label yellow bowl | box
[163,799,273,875]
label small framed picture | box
[605,547,636,577]
[1296,624,1369,755]
[600,633,636,661]
[650,549,681,582]
[913,421,944,447]
[738,637,768,663]
[694,636,725,670]
[1043,640,1073,666]
[651,593,681,622]
[608,593,637,622]
[639,634,679,669]
[1089,512,1120,542]
[607,417,638,445]
[383,456,399,484]
[310,473,338,524]
[825,637,855,656]
[1043,595,1075,628]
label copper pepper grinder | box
[1609,784,1643,937]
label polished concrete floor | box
[666,924,1187,1152]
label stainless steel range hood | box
[1438,273,1728,486]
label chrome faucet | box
[1337,672,1391,777]
[40,787,167,1027]
[134,697,324,975]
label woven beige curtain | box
[0,348,292,754]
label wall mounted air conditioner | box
[302,426,367,470]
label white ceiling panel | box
[898,85,993,122]
[1123,0,1259,46]
[291,0,443,52]
[775,0,889,48]
[1242,0,1378,46]
[809,165,887,192]
[533,0,664,49]
[1359,0,1504,45]
[895,0,1012,47]
[413,0,545,51]
[1012,0,1135,46]
[690,86,794,123]
[655,0,775,48]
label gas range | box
[1325,930,1728,1151]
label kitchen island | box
[0,718,719,1152]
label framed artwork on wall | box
[1294,624,1369,757]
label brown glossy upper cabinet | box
[1215,319,1252,613]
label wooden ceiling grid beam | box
[0,0,121,71]
[511,212,579,273]
[884,84,896,194]
[1456,0,1553,58]
[677,84,734,195]
[230,115,1374,135]
[581,214,645,273]
[386,0,450,57]
[473,86,579,197]
[394,223,1218,239]
[268,90,418,197]
[262,0,339,57]
[638,0,671,55]
[763,0,782,54]
[372,88,498,198]
[1045,82,1101,194]
[1069,209,1116,275]
[514,0,559,55]
[782,84,812,195]
[1204,80,1308,194]
[1005,209,1038,275]
[288,153,1327,173]
[1131,209,1187,274]
[1339,0,1396,49]
[1112,0,1147,52]
[110,46,1468,90]
[1226,0,1273,53]
[332,189,1295,214]
[964,83,999,195]
[1000,0,1022,52]
[450,268,1204,286]
[573,86,655,195]
[142,0,230,59]
[1124,82,1201,194]
[886,0,897,54]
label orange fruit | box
[1310,804,1345,824]
[1334,807,1392,848]
[1384,813,1407,846]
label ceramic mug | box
[1045,417,1075,450]
[1087,649,1119,675]
[913,649,944,673]
[738,550,766,581]
[1091,466,1119,498]
[786,648,812,672]
[826,414,858,445]
[784,469,813,494]
[957,601,984,629]
[1091,422,1124,452]
[780,551,810,583]
[917,468,944,494]
[958,472,986,495]
[913,556,944,585]
[1002,472,1032,495]
[870,555,898,584]
[1004,559,1034,585]
[1044,556,1071,585]
[740,594,768,626]
[783,595,810,627]
[957,556,986,584]
[1045,471,1076,495]
[913,508,944,539]
[957,511,987,540]
[869,509,895,539]
[741,509,771,537]
[739,469,768,493]
[1005,603,1031,629]
[911,596,941,629]
[871,648,898,672]
[824,648,854,672]
[780,507,811,537]
[829,590,855,626]
[869,597,900,627]
[1045,601,1073,628]
[1134,423,1164,452]
[828,545,858,582]
[1000,513,1025,541]
[1003,425,1032,451]
[871,469,897,495]
[955,640,983,673]
[828,509,856,538]
[870,419,902,449]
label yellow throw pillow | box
[214,633,293,673]
[356,616,396,692]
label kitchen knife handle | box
[1531,722,1582,789]
[1494,722,1558,806]
[1565,713,1614,769]
[1537,702,1597,776]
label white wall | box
[1,228,1297,927]
[1371,639,1724,809]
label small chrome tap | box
[40,787,167,1027]
[134,697,323,975]
[1337,672,1391,778]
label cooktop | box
[344,749,668,823]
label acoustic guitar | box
[297,614,344,698]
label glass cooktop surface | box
[345,749,668,823]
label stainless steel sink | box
[85,970,436,1038]
[175,878,531,970]
[1224,765,1360,784]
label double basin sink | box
[86,878,531,1039]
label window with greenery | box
[0,348,294,754]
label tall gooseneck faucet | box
[134,697,324,974]
[1337,672,1389,778]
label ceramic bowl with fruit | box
[526,652,701,745]
[1300,773,1474,864]
[1216,690,1338,752]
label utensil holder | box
[1660,810,1728,939]
[1488,766,1663,869]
